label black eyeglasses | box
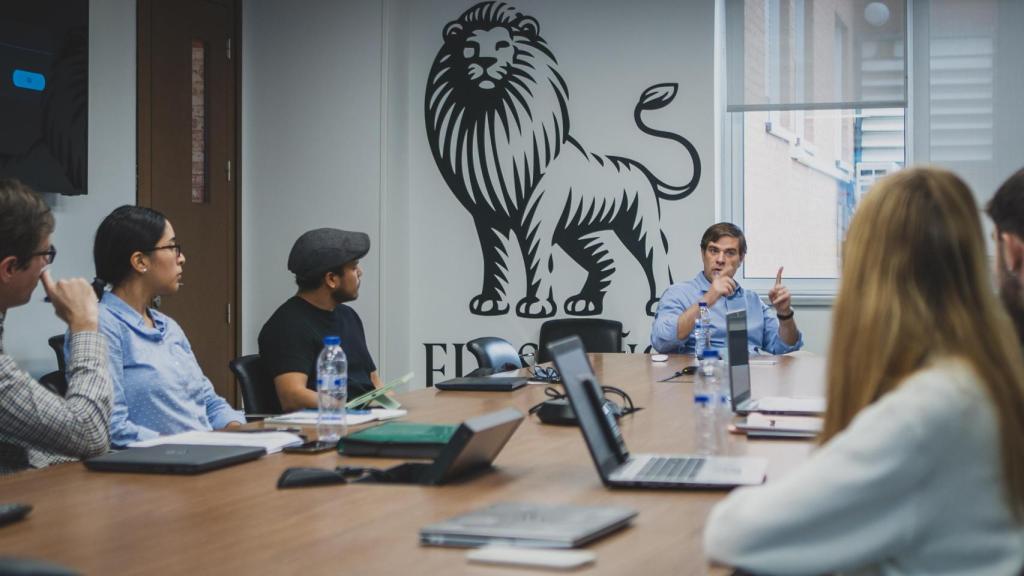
[29,245,57,264]
[531,365,561,383]
[147,243,183,257]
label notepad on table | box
[263,409,408,428]
[735,413,822,439]
[128,430,304,454]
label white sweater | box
[704,359,1024,575]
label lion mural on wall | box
[425,1,701,318]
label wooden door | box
[137,0,239,404]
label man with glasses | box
[651,222,803,355]
[258,228,380,411]
[0,178,112,474]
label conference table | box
[0,353,825,575]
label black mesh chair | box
[228,354,283,417]
[48,334,67,374]
[466,337,523,373]
[536,318,623,363]
[39,370,68,397]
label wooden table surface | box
[0,353,825,575]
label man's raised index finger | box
[775,266,784,286]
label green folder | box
[338,421,457,459]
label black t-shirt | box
[258,296,376,398]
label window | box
[724,0,908,301]
[723,0,1024,301]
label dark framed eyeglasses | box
[29,245,57,264]
[531,365,561,383]
[147,243,183,257]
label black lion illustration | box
[426,1,701,318]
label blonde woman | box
[704,167,1024,575]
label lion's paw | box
[469,295,509,316]
[564,295,602,316]
[515,296,556,318]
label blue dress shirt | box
[78,292,245,447]
[650,271,803,355]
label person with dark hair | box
[650,222,802,355]
[986,168,1024,344]
[258,228,379,412]
[80,205,243,446]
[0,178,112,473]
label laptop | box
[420,501,637,548]
[726,309,825,415]
[547,336,766,489]
[434,376,528,392]
[361,407,524,485]
[85,444,267,475]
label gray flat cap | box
[287,228,370,278]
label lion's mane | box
[426,2,569,218]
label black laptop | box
[361,408,524,485]
[548,336,767,489]
[434,376,528,391]
[85,444,267,475]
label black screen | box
[548,336,629,480]
[0,1,88,195]
[726,310,751,406]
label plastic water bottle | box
[694,302,710,360]
[316,335,348,443]
[693,349,721,455]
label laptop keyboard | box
[636,457,705,481]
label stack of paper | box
[263,409,407,428]
[128,430,305,454]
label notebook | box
[338,421,458,459]
[85,444,266,475]
[548,335,766,489]
[434,376,528,392]
[726,309,825,415]
[420,501,637,548]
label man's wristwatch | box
[777,309,795,321]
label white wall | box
[4,0,136,376]
[241,0,385,361]
[238,0,838,389]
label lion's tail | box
[634,83,702,201]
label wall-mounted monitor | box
[0,1,88,195]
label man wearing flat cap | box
[258,228,379,411]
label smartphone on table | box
[282,440,337,454]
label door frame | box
[136,0,244,405]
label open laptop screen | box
[547,336,629,478]
[727,310,752,408]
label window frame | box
[719,0,915,305]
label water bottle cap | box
[698,301,708,308]
[323,335,341,346]
[701,349,720,359]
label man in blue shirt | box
[651,222,802,355]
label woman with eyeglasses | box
[70,205,244,447]
[703,168,1024,574]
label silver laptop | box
[420,501,637,548]
[548,336,766,489]
[727,309,825,415]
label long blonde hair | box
[824,166,1024,520]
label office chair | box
[228,354,283,418]
[38,370,68,397]
[536,318,623,363]
[466,337,523,373]
[48,334,67,375]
